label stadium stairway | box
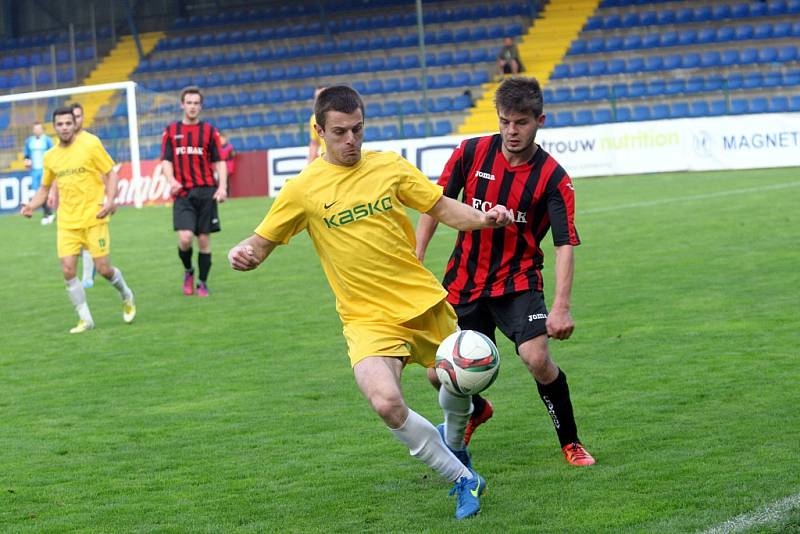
[5,32,164,172]
[78,32,164,131]
[458,0,601,135]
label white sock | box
[81,249,94,280]
[109,267,132,300]
[389,409,471,483]
[439,387,473,451]
[65,277,93,324]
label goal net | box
[0,81,153,207]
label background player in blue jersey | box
[24,121,54,225]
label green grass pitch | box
[1,167,798,532]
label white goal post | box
[0,81,144,208]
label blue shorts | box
[30,168,44,190]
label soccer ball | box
[435,330,500,396]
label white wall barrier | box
[267,112,800,196]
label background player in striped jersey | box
[416,76,596,467]
[161,86,227,297]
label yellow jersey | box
[255,151,447,324]
[43,131,115,229]
[309,114,326,156]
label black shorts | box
[453,291,549,353]
[173,186,221,235]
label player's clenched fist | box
[228,244,259,271]
[484,204,513,227]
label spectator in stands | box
[307,86,326,163]
[496,37,524,76]
[218,132,236,196]
[23,121,54,225]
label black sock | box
[471,393,487,415]
[179,247,193,272]
[43,205,52,216]
[536,368,580,447]
[198,252,211,283]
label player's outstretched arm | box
[415,213,440,262]
[228,234,277,271]
[20,184,51,217]
[426,195,513,231]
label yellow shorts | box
[57,223,110,259]
[343,299,458,368]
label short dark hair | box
[180,85,203,103]
[314,85,364,128]
[494,77,544,118]
[69,102,83,112]
[52,107,75,123]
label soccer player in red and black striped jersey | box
[161,86,227,297]
[416,77,595,466]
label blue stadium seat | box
[682,53,701,69]
[758,47,778,63]
[571,62,589,77]
[626,57,644,73]
[433,120,452,137]
[784,69,800,85]
[401,99,420,115]
[279,110,298,125]
[730,98,749,114]
[750,97,769,113]
[778,45,798,62]
[402,122,419,138]
[743,72,764,89]
[710,99,728,115]
[769,95,789,112]
[365,125,382,141]
[366,102,383,118]
[791,95,800,111]
[734,24,754,41]
[574,109,593,125]
[573,86,591,101]
[553,87,572,103]
[670,102,690,118]
[716,26,735,42]
[629,81,646,98]
[278,132,299,148]
[555,111,575,127]
[660,30,678,47]
[590,84,610,100]
[697,28,716,45]
[382,124,400,140]
[607,58,626,75]
[383,78,401,93]
[690,101,710,117]
[701,51,721,67]
[631,105,650,121]
[665,79,685,95]
[773,21,792,38]
[651,104,669,120]
[721,50,740,66]
[615,107,632,122]
[589,60,607,76]
[453,94,471,110]
[594,109,613,123]
[754,22,773,40]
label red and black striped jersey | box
[161,121,222,196]
[438,134,580,305]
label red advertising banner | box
[115,151,269,206]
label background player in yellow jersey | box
[21,107,136,334]
[307,86,326,163]
[228,86,513,520]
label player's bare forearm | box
[426,195,513,231]
[97,170,118,218]
[546,245,576,340]
[214,161,228,202]
[551,245,575,311]
[228,234,277,271]
[21,185,50,216]
[161,160,182,195]
[415,213,440,261]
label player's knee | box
[518,340,551,373]
[370,392,406,426]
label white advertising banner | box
[266,112,800,196]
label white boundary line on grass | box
[701,492,800,534]
[581,181,800,215]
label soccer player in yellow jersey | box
[229,86,513,520]
[21,107,136,334]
